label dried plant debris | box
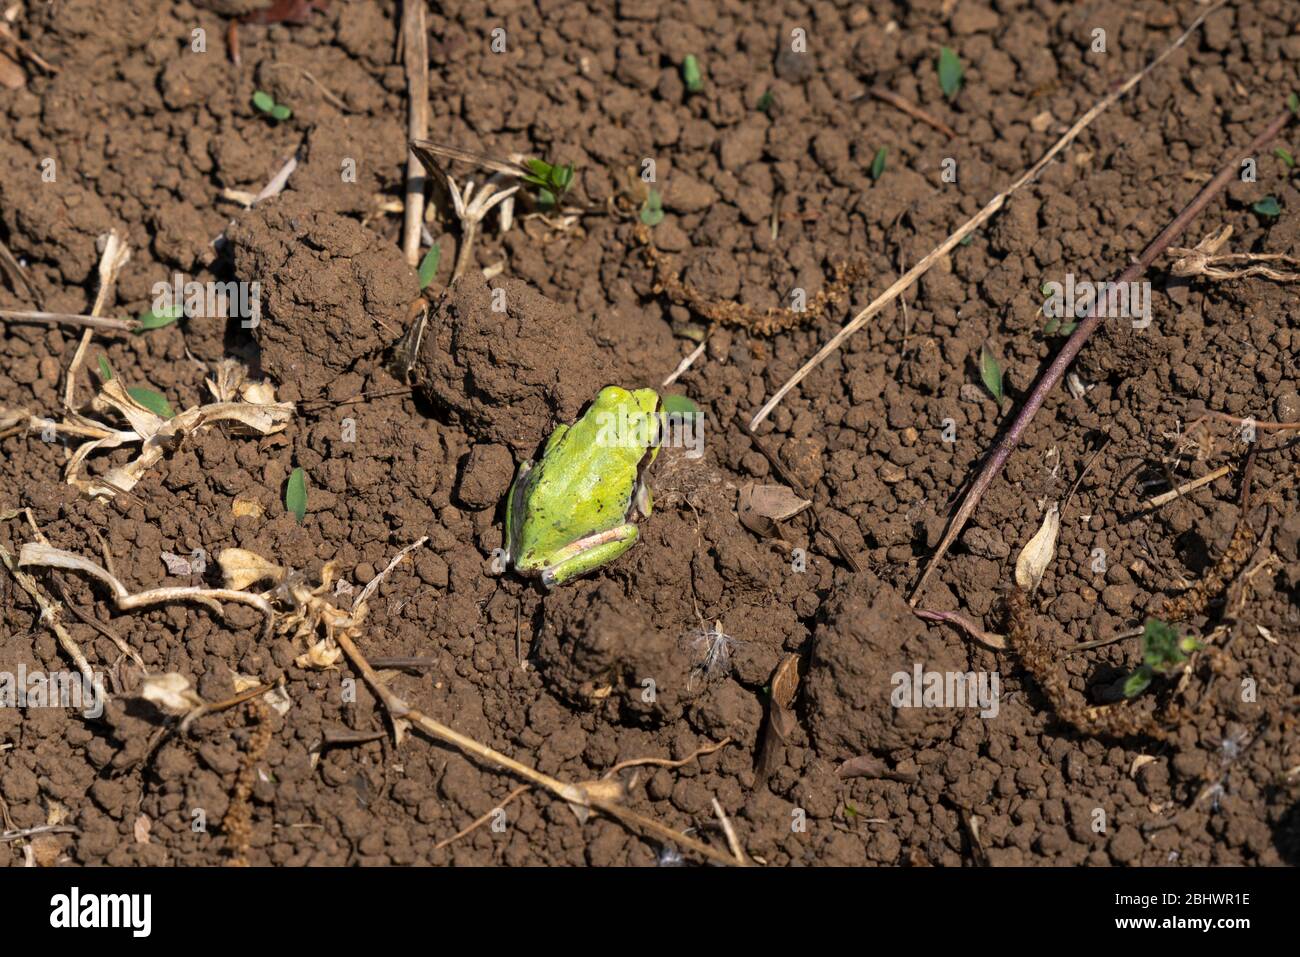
[7,364,291,498]
[737,483,811,540]
[635,224,869,336]
[1169,225,1300,282]
[1004,587,1181,741]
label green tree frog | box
[504,386,661,587]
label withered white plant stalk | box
[16,366,292,498]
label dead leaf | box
[133,814,152,844]
[738,484,811,539]
[160,551,193,576]
[755,653,800,786]
[1015,503,1059,592]
[1130,755,1156,778]
[139,672,204,716]
[263,684,292,716]
[29,835,60,867]
[218,547,285,591]
[295,636,341,670]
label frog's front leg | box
[540,523,639,588]
[503,459,533,565]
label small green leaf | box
[97,356,113,381]
[269,103,292,121]
[682,55,703,93]
[537,187,557,209]
[979,345,1003,403]
[135,303,183,332]
[958,233,974,246]
[1060,321,1078,335]
[127,387,174,419]
[1274,147,1296,169]
[252,90,275,113]
[1289,92,1300,114]
[640,189,664,226]
[286,467,308,524]
[418,244,441,290]
[553,163,574,191]
[938,47,964,100]
[757,90,774,113]
[1043,316,1061,336]
[870,146,887,181]
[661,393,700,417]
[1252,196,1282,218]
[1123,667,1153,699]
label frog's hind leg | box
[504,459,534,564]
[540,523,639,588]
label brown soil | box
[1,0,1298,867]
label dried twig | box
[913,607,1007,651]
[64,231,129,411]
[0,541,96,687]
[751,0,1230,430]
[602,737,732,778]
[18,543,276,635]
[0,309,135,333]
[912,105,1294,604]
[401,0,430,267]
[1170,225,1300,281]
[859,85,958,139]
[433,786,528,851]
[1146,464,1231,508]
[711,797,748,865]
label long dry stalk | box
[400,0,430,267]
[911,105,1294,604]
[749,0,1228,430]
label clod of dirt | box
[413,267,631,454]
[455,442,513,509]
[803,575,972,756]
[227,198,418,399]
[533,580,695,724]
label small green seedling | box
[285,467,308,523]
[129,387,174,419]
[252,90,292,122]
[418,244,441,290]
[938,47,964,100]
[134,303,184,333]
[757,90,774,114]
[979,345,1003,403]
[640,189,664,226]
[870,147,887,181]
[1274,147,1295,169]
[1252,196,1282,218]
[682,55,703,94]
[958,234,974,246]
[97,356,113,381]
[1043,316,1078,337]
[1123,619,1200,698]
[1289,92,1300,115]
[521,158,574,209]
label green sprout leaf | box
[938,47,964,100]
[757,90,774,113]
[135,303,183,332]
[1141,618,1198,674]
[682,55,703,93]
[286,467,308,524]
[979,345,1003,403]
[958,233,974,246]
[870,146,887,181]
[1274,147,1296,169]
[418,244,441,290]
[97,356,113,381]
[128,387,174,419]
[1123,667,1153,699]
[661,393,700,417]
[1289,92,1300,114]
[252,90,275,113]
[640,189,664,226]
[269,103,292,121]
[1252,196,1282,218]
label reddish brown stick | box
[911,106,1295,605]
